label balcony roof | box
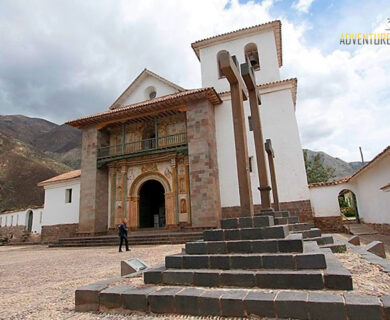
[66,87,221,129]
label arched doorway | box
[138,180,166,228]
[338,189,360,223]
[26,210,33,232]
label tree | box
[304,151,336,183]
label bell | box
[248,54,258,67]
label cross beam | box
[218,51,253,217]
[265,139,280,211]
[241,62,272,212]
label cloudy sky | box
[0,0,389,161]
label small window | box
[248,116,253,131]
[145,86,157,100]
[5,216,7,225]
[16,215,19,226]
[149,91,157,99]
[65,188,72,203]
[11,215,13,226]
[249,156,254,173]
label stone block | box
[278,239,303,253]
[204,229,224,241]
[251,239,278,253]
[348,235,360,246]
[162,270,194,285]
[253,215,273,227]
[261,225,288,239]
[344,293,383,320]
[221,218,238,229]
[175,288,204,315]
[165,255,183,268]
[186,242,206,254]
[261,254,295,269]
[307,228,322,238]
[324,270,353,290]
[75,283,107,312]
[244,291,276,318]
[241,228,263,240]
[143,268,163,284]
[364,241,386,258]
[193,270,220,287]
[122,287,157,312]
[307,292,346,320]
[207,241,227,254]
[239,217,253,228]
[220,290,247,317]
[220,270,255,287]
[230,255,261,269]
[224,229,241,240]
[210,255,230,270]
[149,287,182,314]
[256,270,324,290]
[381,295,390,319]
[296,253,327,269]
[183,255,209,269]
[100,286,128,310]
[227,240,252,253]
[275,291,308,320]
[274,217,288,225]
[198,290,223,316]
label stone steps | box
[87,285,388,319]
[220,215,274,229]
[203,225,289,241]
[274,216,300,225]
[289,222,313,232]
[255,210,290,218]
[305,235,334,246]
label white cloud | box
[292,0,315,13]
[0,0,388,162]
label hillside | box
[0,130,72,212]
[303,149,364,179]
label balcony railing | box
[97,132,187,159]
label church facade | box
[67,20,311,234]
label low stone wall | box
[314,216,343,233]
[363,222,390,235]
[0,225,25,241]
[41,223,78,243]
[222,200,314,222]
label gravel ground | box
[1,242,390,320]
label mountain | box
[303,149,365,179]
[0,115,81,168]
[0,130,72,212]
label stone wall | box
[314,216,343,233]
[364,222,390,235]
[41,223,79,243]
[0,225,25,241]
[186,99,221,227]
[222,200,314,222]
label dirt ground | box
[1,240,390,320]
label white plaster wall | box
[215,87,310,208]
[0,208,43,233]
[121,75,180,106]
[199,30,280,93]
[352,154,390,224]
[42,180,80,226]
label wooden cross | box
[219,51,254,217]
[265,139,280,211]
[241,63,272,212]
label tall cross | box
[219,52,254,217]
[241,63,272,212]
[265,139,280,211]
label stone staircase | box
[49,229,204,247]
[74,210,390,319]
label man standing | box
[118,218,130,252]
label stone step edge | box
[76,284,390,319]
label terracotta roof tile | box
[191,20,282,67]
[66,87,221,128]
[38,169,81,186]
[309,176,351,188]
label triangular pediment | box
[109,69,185,110]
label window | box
[149,91,156,99]
[244,43,260,70]
[16,215,19,226]
[65,188,72,203]
[248,116,253,131]
[145,86,157,100]
[11,215,13,226]
[249,156,254,173]
[40,211,43,224]
[217,50,229,78]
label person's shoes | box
[119,250,122,252]
[126,248,130,251]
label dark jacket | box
[118,222,128,238]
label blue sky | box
[0,0,389,161]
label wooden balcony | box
[97,132,187,166]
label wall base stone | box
[222,200,313,222]
[41,223,78,243]
[0,226,25,242]
[314,216,343,233]
[363,223,390,236]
